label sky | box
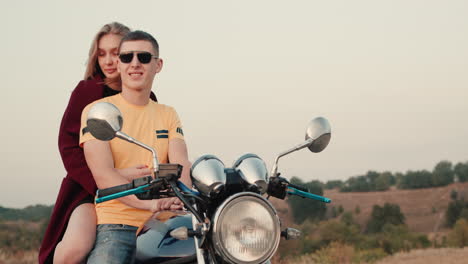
[1,0,467,208]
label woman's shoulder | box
[73,78,104,94]
[65,78,105,111]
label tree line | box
[324,160,468,192]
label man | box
[80,30,192,263]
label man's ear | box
[155,58,163,73]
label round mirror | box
[86,102,123,141]
[305,117,331,153]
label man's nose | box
[130,54,141,67]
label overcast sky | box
[1,0,467,208]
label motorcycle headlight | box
[212,193,280,264]
[233,153,268,194]
[190,155,226,197]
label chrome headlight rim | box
[212,192,281,264]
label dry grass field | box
[0,250,36,264]
[323,182,468,233]
[376,247,468,264]
[283,247,468,264]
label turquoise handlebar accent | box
[95,181,200,204]
[177,182,200,196]
[287,186,331,203]
[95,184,150,204]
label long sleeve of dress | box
[58,80,102,195]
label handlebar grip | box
[97,182,135,198]
[288,183,309,193]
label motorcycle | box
[86,102,332,264]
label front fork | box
[192,213,207,264]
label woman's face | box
[97,33,122,79]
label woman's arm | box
[58,80,102,195]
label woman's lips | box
[104,69,116,74]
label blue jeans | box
[87,224,138,264]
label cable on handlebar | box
[169,181,205,223]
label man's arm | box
[168,138,192,187]
[84,139,158,211]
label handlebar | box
[288,183,309,192]
[286,186,331,203]
[97,176,154,198]
[267,176,331,203]
[96,184,151,203]
[95,172,206,224]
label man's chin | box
[124,83,146,91]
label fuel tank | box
[135,211,196,263]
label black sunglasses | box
[119,52,158,64]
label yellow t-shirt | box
[79,93,185,227]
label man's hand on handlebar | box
[150,197,184,213]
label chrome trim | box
[190,155,226,197]
[233,154,268,194]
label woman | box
[39,22,157,264]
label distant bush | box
[432,161,455,187]
[288,177,326,224]
[341,211,356,227]
[324,180,344,190]
[454,161,468,182]
[398,161,456,190]
[355,205,361,214]
[447,218,468,247]
[340,171,395,192]
[397,170,433,189]
[309,242,355,264]
[445,199,468,227]
[366,203,405,233]
[377,224,430,254]
[317,219,361,245]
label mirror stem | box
[270,138,314,177]
[116,131,160,172]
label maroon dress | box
[38,78,157,264]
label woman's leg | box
[54,203,97,264]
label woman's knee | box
[54,241,93,264]
[54,203,97,264]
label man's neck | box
[121,86,151,106]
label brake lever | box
[267,175,331,203]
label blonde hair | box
[84,22,130,80]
